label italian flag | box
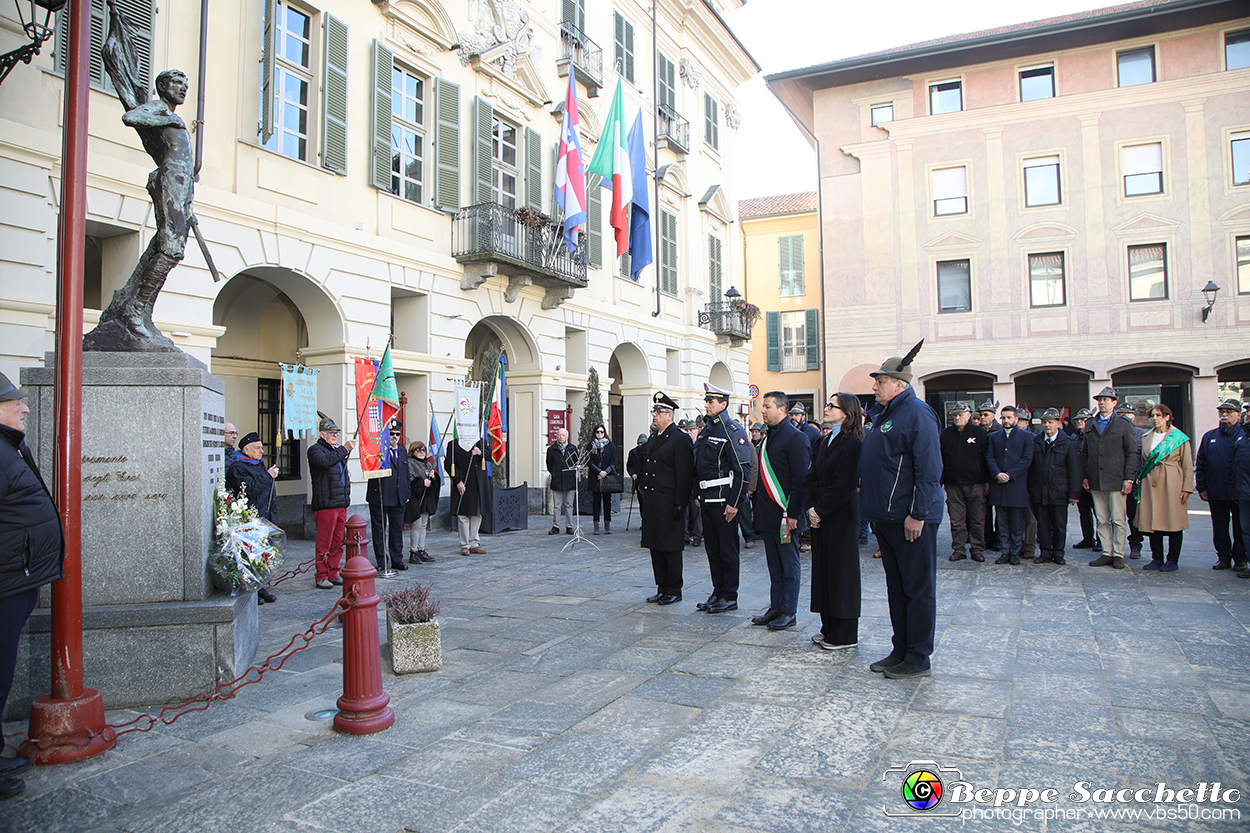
[586,76,633,257]
[487,357,505,466]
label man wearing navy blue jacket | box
[751,391,809,630]
[861,345,944,679]
[1196,399,1247,572]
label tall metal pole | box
[651,1,661,318]
[21,0,116,765]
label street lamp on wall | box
[0,0,66,86]
[1201,281,1220,323]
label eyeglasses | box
[824,402,841,411]
[595,429,605,433]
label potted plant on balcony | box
[380,582,441,674]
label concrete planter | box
[386,616,441,674]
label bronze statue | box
[84,0,218,353]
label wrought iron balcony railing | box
[699,300,753,340]
[557,22,603,96]
[452,203,588,306]
[657,104,690,154]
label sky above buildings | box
[726,0,1126,199]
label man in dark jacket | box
[626,432,648,526]
[987,406,1034,566]
[366,419,410,571]
[694,383,753,614]
[976,399,1003,552]
[639,393,694,604]
[939,402,989,562]
[447,438,486,555]
[308,416,355,589]
[1232,423,1250,579]
[1082,387,1140,569]
[546,428,577,535]
[1028,408,1083,565]
[0,372,64,798]
[862,347,943,679]
[1196,399,1248,571]
[1070,409,1100,550]
[752,391,809,631]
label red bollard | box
[333,514,394,734]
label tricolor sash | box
[759,435,790,542]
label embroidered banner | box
[281,364,318,438]
[454,380,482,451]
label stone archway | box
[611,341,652,454]
[211,267,346,537]
[463,315,542,486]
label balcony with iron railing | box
[698,287,758,344]
[556,22,603,97]
[452,203,589,309]
[657,104,690,154]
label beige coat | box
[1135,430,1194,533]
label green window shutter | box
[614,13,634,82]
[60,0,151,93]
[708,235,722,299]
[704,94,718,149]
[766,311,780,371]
[658,54,674,110]
[805,308,820,370]
[794,236,805,294]
[525,127,543,210]
[563,0,585,30]
[370,40,394,190]
[660,210,678,294]
[471,96,493,206]
[587,181,602,269]
[433,77,460,210]
[321,14,348,174]
[259,0,276,142]
[779,235,804,294]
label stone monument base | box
[5,593,258,719]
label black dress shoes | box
[1009,554,1021,565]
[883,661,932,679]
[994,553,1011,565]
[949,553,967,562]
[869,655,904,673]
[0,776,24,800]
[392,562,409,571]
[548,527,560,535]
[0,757,30,777]
[657,594,682,605]
[971,553,985,562]
[766,613,796,630]
[751,609,781,626]
[1072,540,1094,549]
[646,592,663,603]
[707,598,738,614]
[696,594,718,611]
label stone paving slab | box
[2,510,1248,832]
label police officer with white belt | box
[694,382,754,613]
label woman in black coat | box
[405,441,441,563]
[803,393,865,650]
[588,424,618,534]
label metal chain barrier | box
[4,588,362,754]
[264,556,317,589]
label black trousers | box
[591,492,613,523]
[1209,499,1245,563]
[369,503,406,567]
[1148,530,1184,563]
[1033,502,1069,557]
[701,503,740,600]
[0,588,38,721]
[1076,490,1096,543]
[876,522,938,669]
[650,549,683,596]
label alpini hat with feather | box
[868,339,924,384]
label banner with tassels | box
[281,364,318,438]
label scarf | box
[1133,428,1189,501]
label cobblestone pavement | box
[2,506,1248,832]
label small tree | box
[578,366,604,453]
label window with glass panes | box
[1128,243,1167,301]
[1236,236,1250,295]
[1024,156,1061,206]
[1117,47,1155,87]
[929,80,962,114]
[780,311,807,372]
[492,116,519,209]
[937,259,971,312]
[1233,134,1249,186]
[870,103,893,126]
[1019,65,1054,101]
[391,66,425,203]
[1227,29,1250,70]
[263,2,313,160]
[257,379,299,479]
[1122,143,1163,196]
[932,166,968,216]
[1029,252,1065,307]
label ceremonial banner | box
[454,380,482,451]
[281,364,318,437]
[487,355,506,467]
[354,356,399,480]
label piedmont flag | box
[486,355,506,467]
[626,108,652,280]
[586,76,633,257]
[553,72,588,254]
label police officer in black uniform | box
[694,382,754,613]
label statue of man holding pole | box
[83,0,219,353]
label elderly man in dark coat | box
[447,437,486,555]
[1196,399,1248,572]
[639,393,694,604]
[367,419,410,571]
[1027,408,1083,565]
[546,428,578,535]
[0,372,64,798]
[987,406,1034,565]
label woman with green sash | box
[1134,404,1194,572]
